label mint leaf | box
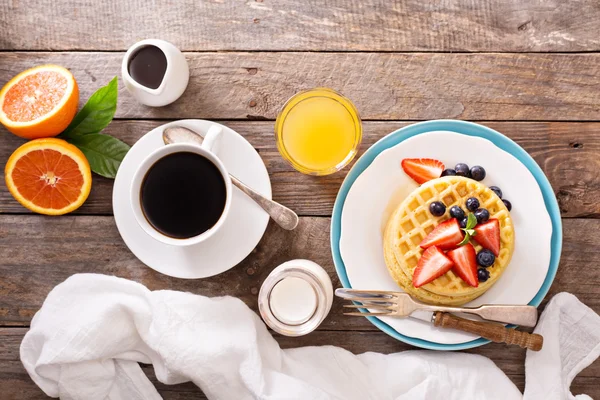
[458,213,478,246]
[65,133,130,178]
[466,213,477,230]
[61,77,118,138]
[457,234,471,246]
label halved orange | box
[5,138,92,215]
[0,65,79,139]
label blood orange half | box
[5,138,92,215]
[0,65,79,139]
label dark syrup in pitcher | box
[127,45,167,89]
[140,152,227,239]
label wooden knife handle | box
[433,312,543,351]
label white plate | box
[339,131,552,344]
[113,120,271,279]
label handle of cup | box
[202,125,223,155]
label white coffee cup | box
[122,39,190,107]
[130,125,232,246]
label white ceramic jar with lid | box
[258,259,333,336]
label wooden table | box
[1,1,600,398]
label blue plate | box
[331,120,562,350]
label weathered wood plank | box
[1,0,600,52]
[1,328,599,398]
[0,215,598,329]
[2,121,599,217]
[1,52,600,121]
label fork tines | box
[336,289,396,316]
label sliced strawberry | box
[420,218,464,250]
[413,246,455,288]
[447,243,479,287]
[473,219,501,256]
[401,158,445,184]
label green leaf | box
[61,77,118,138]
[465,213,477,230]
[457,234,471,246]
[65,133,130,178]
[457,213,478,246]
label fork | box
[335,288,538,327]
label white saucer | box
[339,131,552,344]
[113,120,271,279]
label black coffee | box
[141,152,227,239]
[127,45,167,89]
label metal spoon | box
[163,125,299,230]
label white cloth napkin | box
[19,274,598,400]
[525,292,600,400]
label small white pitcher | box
[121,39,189,107]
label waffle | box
[383,225,478,306]
[383,176,515,305]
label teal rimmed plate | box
[331,120,562,350]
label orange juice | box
[275,88,361,175]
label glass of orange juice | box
[275,88,362,176]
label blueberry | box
[466,197,480,212]
[474,208,490,223]
[429,201,446,217]
[477,249,496,267]
[489,186,503,199]
[441,169,457,177]
[449,205,465,220]
[503,199,512,211]
[459,217,468,229]
[455,163,470,177]
[478,268,490,282]
[470,166,486,181]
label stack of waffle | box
[383,176,515,306]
